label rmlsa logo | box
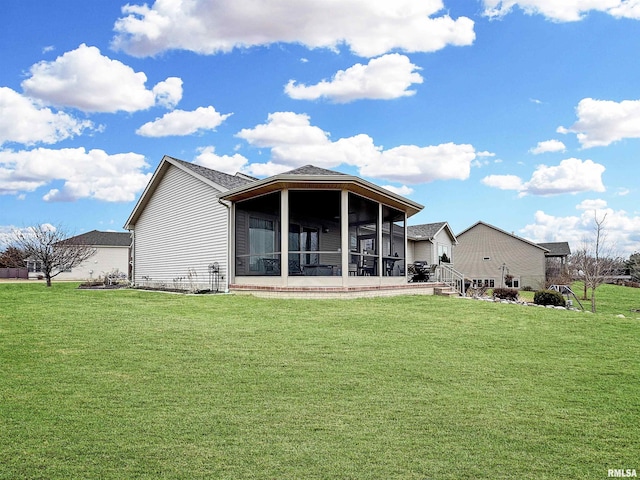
[608,469,637,478]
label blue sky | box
[1,0,639,255]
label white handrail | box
[436,264,465,295]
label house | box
[53,230,131,281]
[455,221,549,290]
[125,156,447,296]
[538,242,571,280]
[407,222,458,265]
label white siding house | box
[126,156,435,296]
[125,156,254,291]
[407,222,457,265]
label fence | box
[0,268,28,279]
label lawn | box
[1,283,639,479]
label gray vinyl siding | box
[412,241,433,263]
[133,164,229,289]
[455,223,546,289]
[433,231,454,264]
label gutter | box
[218,197,232,293]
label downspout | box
[129,229,135,286]
[218,197,232,293]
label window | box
[349,193,379,276]
[382,205,405,277]
[235,192,281,276]
[249,217,276,271]
[26,260,43,273]
[289,190,341,276]
[438,244,450,263]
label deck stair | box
[435,264,465,296]
[434,285,459,297]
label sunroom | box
[220,166,423,289]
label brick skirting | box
[229,282,442,299]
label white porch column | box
[403,212,408,281]
[281,189,289,286]
[341,189,349,283]
[378,202,383,277]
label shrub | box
[534,290,566,307]
[493,287,519,301]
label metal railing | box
[436,263,465,296]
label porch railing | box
[435,263,465,296]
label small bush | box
[521,285,534,291]
[534,290,566,307]
[493,287,519,301]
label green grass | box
[1,283,639,479]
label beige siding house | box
[54,230,131,281]
[455,221,549,290]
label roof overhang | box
[220,173,424,218]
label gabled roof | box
[220,167,424,217]
[457,221,549,252]
[538,241,571,257]
[283,165,346,176]
[65,230,130,247]
[125,155,256,229]
[171,157,255,190]
[407,222,457,243]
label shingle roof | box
[170,157,256,189]
[282,165,346,176]
[407,222,447,240]
[66,230,131,247]
[538,242,571,257]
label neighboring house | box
[538,242,571,280]
[455,221,550,290]
[54,230,131,281]
[407,222,458,265]
[125,156,426,294]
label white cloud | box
[476,151,496,158]
[194,146,249,174]
[364,143,476,183]
[285,54,423,103]
[137,106,232,137]
[21,44,182,113]
[0,87,93,146]
[152,77,183,109]
[236,112,478,183]
[245,162,293,178]
[482,0,640,22]
[529,139,566,154]
[576,198,608,210]
[112,0,475,58]
[482,174,524,190]
[0,147,151,202]
[559,97,640,148]
[521,203,640,256]
[381,185,414,196]
[481,158,606,196]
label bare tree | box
[11,224,96,287]
[571,213,622,312]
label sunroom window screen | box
[249,217,275,271]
